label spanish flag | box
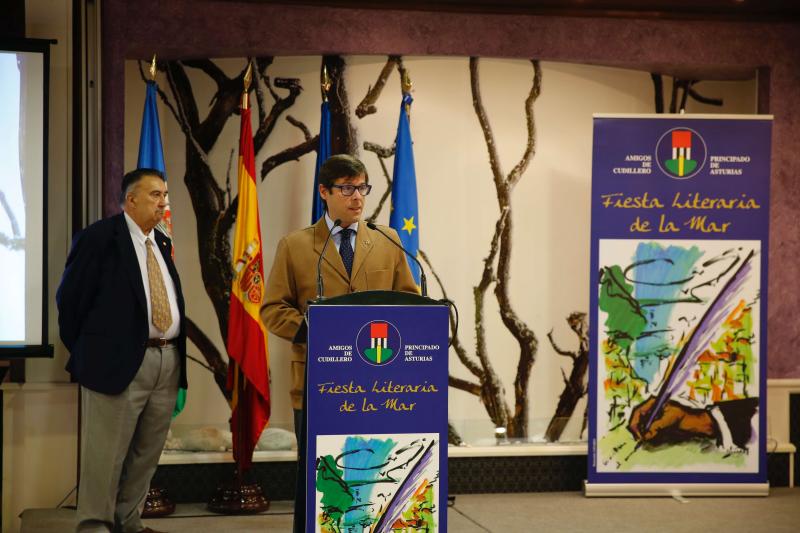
[227,86,271,471]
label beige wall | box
[2,384,77,533]
[123,55,758,442]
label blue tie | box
[339,228,354,277]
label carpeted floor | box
[20,488,800,532]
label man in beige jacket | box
[260,154,418,435]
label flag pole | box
[321,64,330,102]
[402,69,412,118]
[138,51,178,520]
[149,54,157,81]
[243,60,252,109]
[237,59,252,486]
[207,58,269,515]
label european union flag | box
[312,100,331,224]
[389,93,420,285]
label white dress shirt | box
[124,212,180,340]
[325,212,358,252]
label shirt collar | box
[324,212,358,236]
[124,212,155,244]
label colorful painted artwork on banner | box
[588,115,771,485]
[307,304,449,532]
[315,433,439,531]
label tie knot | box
[339,228,353,239]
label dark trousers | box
[293,406,306,533]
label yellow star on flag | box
[401,216,417,235]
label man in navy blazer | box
[58,168,186,533]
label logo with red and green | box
[655,127,707,180]
[356,321,402,366]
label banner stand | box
[584,481,769,497]
[587,114,773,496]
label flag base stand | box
[141,487,176,517]
[207,475,270,514]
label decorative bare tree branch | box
[356,56,402,118]
[356,56,486,444]
[651,74,724,113]
[418,249,482,381]
[448,375,482,396]
[259,135,319,179]
[287,115,312,141]
[186,316,230,400]
[323,55,356,155]
[686,83,723,106]
[253,57,275,129]
[356,56,543,438]
[469,57,542,437]
[651,73,664,114]
[253,76,303,153]
[363,141,395,223]
[141,57,315,388]
[544,312,589,442]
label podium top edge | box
[308,290,446,307]
[593,113,773,120]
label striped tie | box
[146,239,172,333]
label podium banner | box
[307,304,449,531]
[588,115,771,487]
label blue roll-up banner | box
[587,115,772,495]
[307,304,449,530]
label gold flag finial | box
[401,69,412,94]
[321,64,331,102]
[242,60,253,109]
[244,60,253,92]
[149,54,157,81]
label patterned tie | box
[146,239,172,333]
[339,228,354,277]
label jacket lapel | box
[350,223,374,280]
[313,217,349,283]
[114,214,148,314]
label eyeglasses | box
[330,183,372,196]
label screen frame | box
[0,37,55,358]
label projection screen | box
[0,38,52,357]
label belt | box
[146,338,176,348]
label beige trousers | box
[75,345,179,533]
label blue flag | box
[137,79,186,418]
[389,94,420,285]
[312,100,331,224]
[137,81,166,175]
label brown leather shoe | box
[137,528,168,533]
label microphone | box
[366,222,428,297]
[316,218,341,299]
